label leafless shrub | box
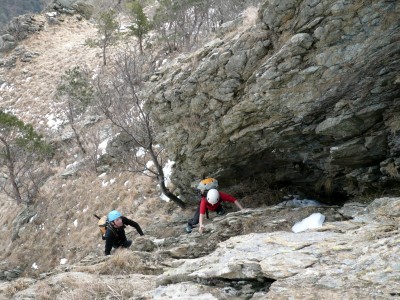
[315,177,334,196]
[94,46,185,208]
[152,0,262,52]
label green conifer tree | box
[97,9,119,65]
[0,110,52,204]
[126,0,152,54]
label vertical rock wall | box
[144,0,400,202]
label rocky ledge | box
[2,197,398,299]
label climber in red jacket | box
[186,188,244,233]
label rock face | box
[154,198,399,298]
[0,15,45,53]
[3,197,399,299]
[144,0,400,202]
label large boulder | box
[144,0,400,203]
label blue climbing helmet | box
[108,210,122,222]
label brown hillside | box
[0,13,188,278]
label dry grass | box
[0,15,99,131]
[315,177,334,196]
[385,162,400,179]
[56,276,155,300]
[98,249,142,275]
[3,279,28,297]
[8,272,156,300]
[0,166,173,278]
[33,281,55,300]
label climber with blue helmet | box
[104,210,144,256]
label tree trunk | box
[148,146,186,208]
[3,144,22,204]
[8,165,22,204]
[139,35,143,55]
[71,123,86,154]
[102,42,107,65]
[158,176,186,209]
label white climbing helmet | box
[206,189,220,205]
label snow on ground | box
[160,160,176,202]
[0,15,99,131]
[292,213,326,233]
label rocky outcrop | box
[48,0,94,20]
[144,0,400,202]
[11,208,37,241]
[154,198,399,299]
[0,15,45,53]
[0,1,93,54]
[2,197,398,299]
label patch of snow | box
[66,161,79,170]
[163,160,175,188]
[136,148,146,157]
[46,12,57,17]
[330,146,339,153]
[98,138,110,155]
[160,193,170,202]
[159,160,176,201]
[73,219,78,227]
[277,198,324,208]
[46,114,64,131]
[31,263,38,269]
[152,238,165,245]
[60,258,68,265]
[292,213,325,233]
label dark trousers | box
[113,239,132,249]
[188,205,201,227]
[187,204,224,227]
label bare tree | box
[153,0,261,51]
[94,47,185,208]
[56,66,94,155]
[0,110,53,205]
[83,125,106,173]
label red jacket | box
[199,191,237,214]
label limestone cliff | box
[144,0,400,203]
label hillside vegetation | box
[0,0,399,298]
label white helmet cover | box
[207,189,220,205]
